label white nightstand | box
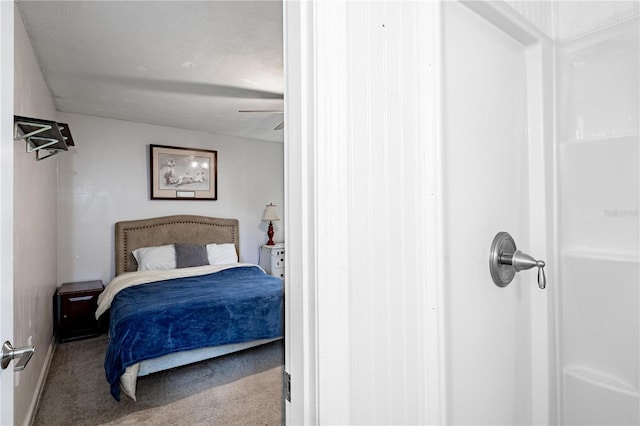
[259,243,285,279]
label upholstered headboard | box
[115,215,239,275]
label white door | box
[0,1,15,424]
[440,2,552,424]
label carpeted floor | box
[33,335,284,425]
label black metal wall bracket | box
[14,115,75,161]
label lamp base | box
[266,221,275,245]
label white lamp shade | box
[262,203,280,221]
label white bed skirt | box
[120,337,282,400]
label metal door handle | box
[1,341,36,372]
[490,232,546,289]
[500,250,546,289]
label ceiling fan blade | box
[238,110,284,113]
[89,74,284,99]
[237,109,284,130]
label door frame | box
[0,1,15,424]
[284,1,444,423]
[438,1,556,423]
[283,1,318,424]
[283,0,556,423]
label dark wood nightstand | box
[55,280,104,343]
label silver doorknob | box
[1,341,35,371]
[490,232,546,289]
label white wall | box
[13,7,58,426]
[289,2,438,424]
[56,112,284,285]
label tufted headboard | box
[115,215,239,276]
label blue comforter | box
[104,265,283,400]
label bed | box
[95,215,284,401]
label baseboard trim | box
[25,335,56,426]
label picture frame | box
[150,144,217,200]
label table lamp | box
[261,203,280,245]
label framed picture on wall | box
[150,144,217,200]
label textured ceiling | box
[16,1,284,143]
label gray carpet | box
[33,335,284,425]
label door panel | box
[442,2,537,424]
[0,1,15,423]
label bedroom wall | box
[55,112,284,286]
[13,7,59,426]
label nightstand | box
[259,243,285,279]
[55,280,104,343]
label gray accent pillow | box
[175,243,209,268]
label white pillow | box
[206,243,238,265]
[132,244,176,271]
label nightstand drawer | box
[272,267,285,279]
[270,249,285,268]
[60,294,97,331]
